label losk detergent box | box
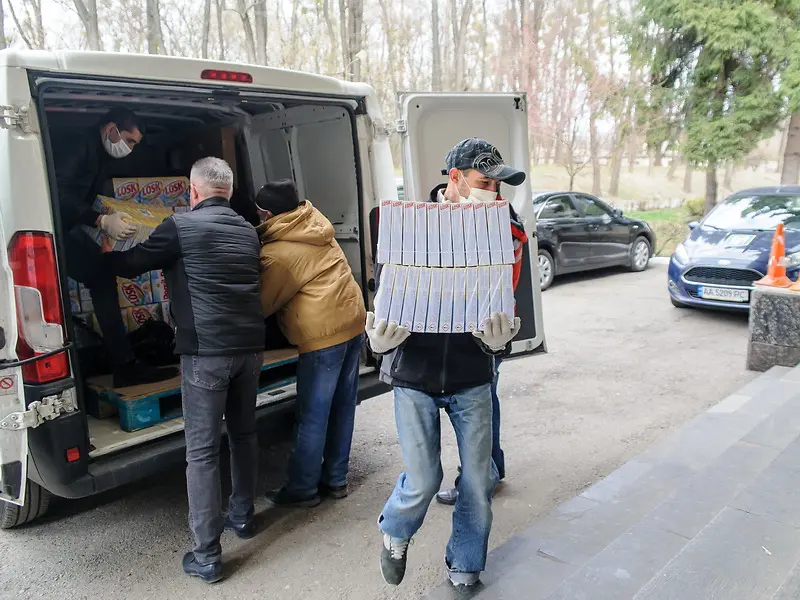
[151,270,169,303]
[413,267,431,333]
[426,268,443,333]
[117,274,154,308]
[451,203,467,268]
[374,264,396,322]
[402,201,416,266]
[124,303,163,333]
[501,265,515,325]
[474,202,491,266]
[388,265,408,325]
[113,178,140,202]
[486,201,504,265]
[466,267,479,332]
[414,202,428,266]
[426,203,440,267]
[390,201,404,265]
[400,266,419,331]
[478,267,491,328]
[463,202,479,267]
[497,201,515,264]
[88,197,175,252]
[439,268,455,333]
[452,268,467,334]
[137,178,167,205]
[490,265,504,316]
[438,203,454,268]
[159,177,190,208]
[376,200,392,264]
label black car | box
[533,191,655,290]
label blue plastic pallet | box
[87,349,300,432]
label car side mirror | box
[688,221,700,230]
[612,208,623,218]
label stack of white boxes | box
[374,200,516,333]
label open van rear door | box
[398,93,545,355]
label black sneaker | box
[380,534,411,586]
[265,487,321,508]
[319,483,349,499]
[182,552,223,584]
[224,516,257,540]
[114,361,178,388]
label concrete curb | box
[651,257,670,265]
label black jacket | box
[106,197,265,356]
[53,131,110,232]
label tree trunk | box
[201,0,212,59]
[478,0,488,91]
[781,113,800,185]
[432,0,442,91]
[345,0,363,80]
[683,164,693,194]
[73,0,101,50]
[705,164,718,214]
[216,0,226,60]
[450,0,475,91]
[146,0,166,54]
[653,146,663,167]
[377,0,398,98]
[667,153,679,181]
[723,162,734,189]
[321,0,339,74]
[254,0,268,65]
[235,0,256,63]
[569,172,576,192]
[0,0,7,50]
[628,133,638,173]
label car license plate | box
[698,286,749,303]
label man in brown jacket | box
[257,179,366,507]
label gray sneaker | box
[448,570,481,587]
[380,534,411,585]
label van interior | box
[38,80,369,458]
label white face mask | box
[457,173,498,203]
[103,125,133,159]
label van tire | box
[0,481,52,529]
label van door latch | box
[0,389,78,430]
[0,105,32,134]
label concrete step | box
[422,365,800,600]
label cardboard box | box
[162,302,173,327]
[78,283,93,313]
[400,266,419,330]
[402,201,415,265]
[486,201,503,265]
[497,201,515,264]
[89,197,174,252]
[452,268,467,334]
[377,200,392,264]
[390,201,404,265]
[439,203,454,267]
[67,278,81,314]
[501,265,515,324]
[159,177,190,207]
[427,268,443,333]
[466,267,479,333]
[113,178,140,202]
[124,304,162,333]
[117,274,154,308]
[464,203,479,267]
[415,202,428,266]
[374,264,396,322]
[478,267,491,328]
[475,202,491,266]
[138,178,167,205]
[388,265,407,325]
[426,203,441,267]
[490,265,504,315]
[413,268,431,333]
[151,270,169,303]
[451,203,467,267]
[439,268,455,333]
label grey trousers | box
[181,352,263,564]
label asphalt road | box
[0,263,755,600]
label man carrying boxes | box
[369,138,525,589]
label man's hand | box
[472,312,521,352]
[365,312,410,354]
[99,212,136,241]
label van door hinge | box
[395,119,407,133]
[0,105,33,133]
[0,389,77,431]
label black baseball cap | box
[442,138,526,186]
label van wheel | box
[0,481,52,529]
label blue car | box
[668,186,800,311]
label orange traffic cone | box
[756,223,792,288]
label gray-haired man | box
[105,157,265,583]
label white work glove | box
[365,312,410,354]
[473,312,521,352]
[99,212,136,241]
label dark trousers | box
[181,352,263,564]
[64,230,133,367]
[285,335,363,497]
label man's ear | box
[448,168,461,184]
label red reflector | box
[66,447,80,463]
[201,69,253,83]
[9,232,70,384]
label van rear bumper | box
[27,373,390,499]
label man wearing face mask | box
[370,138,526,589]
[55,107,176,387]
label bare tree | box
[0,0,7,50]
[254,0,267,65]
[201,0,212,59]
[7,0,45,48]
[215,0,226,60]
[450,0,474,91]
[321,0,339,73]
[432,0,442,91]
[232,0,256,63]
[146,0,166,54]
[781,113,800,185]
[338,0,363,80]
[73,0,101,50]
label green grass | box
[626,206,693,257]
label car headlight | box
[673,243,690,265]
[788,251,800,268]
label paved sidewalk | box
[424,364,800,600]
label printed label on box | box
[427,203,441,267]
[452,268,467,333]
[117,274,154,308]
[475,203,491,266]
[415,203,428,266]
[402,201,415,266]
[374,264,396,322]
[113,178,140,202]
[439,204,453,268]
[464,203,479,267]
[388,265,407,325]
[427,268,443,332]
[151,270,169,303]
[490,265,504,315]
[390,201,404,265]
[486,201,503,265]
[377,200,392,264]
[400,266,419,330]
[439,269,455,333]
[466,267,479,332]
[124,304,162,333]
[138,178,166,205]
[413,268,431,333]
[451,203,466,267]
[478,267,491,328]
[160,177,190,207]
[501,265,515,324]
[497,201,515,264]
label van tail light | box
[8,232,70,384]
[201,69,253,83]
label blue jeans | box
[285,334,363,497]
[181,352,263,564]
[379,384,496,574]
[491,357,504,480]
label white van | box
[0,50,545,527]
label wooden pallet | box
[86,349,299,432]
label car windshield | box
[704,195,800,231]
